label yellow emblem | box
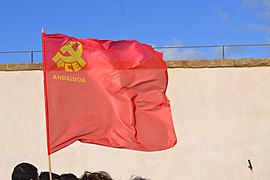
[52,41,86,72]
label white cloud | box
[242,0,270,11]
[155,42,231,60]
[216,10,231,24]
[158,45,256,60]
[223,46,246,58]
[246,24,270,32]
[262,0,270,8]
[240,0,270,41]
[160,48,206,60]
[154,40,207,60]
[242,0,261,8]
[263,36,270,44]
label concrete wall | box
[1,65,270,179]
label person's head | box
[130,175,149,180]
[39,171,60,180]
[60,173,78,180]
[11,162,38,180]
[80,171,113,180]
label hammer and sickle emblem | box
[52,41,87,72]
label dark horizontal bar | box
[154,45,221,49]
[153,44,270,49]
[222,44,270,47]
[0,50,42,54]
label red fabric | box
[42,33,177,154]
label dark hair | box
[60,173,78,180]
[131,176,149,180]
[80,171,113,180]
[40,171,60,180]
[11,162,38,180]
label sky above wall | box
[0,0,270,63]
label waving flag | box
[42,33,177,154]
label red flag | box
[42,33,177,154]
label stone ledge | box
[1,58,270,71]
[0,63,43,71]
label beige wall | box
[1,67,270,179]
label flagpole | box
[48,155,53,180]
[42,27,53,180]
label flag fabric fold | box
[42,33,177,154]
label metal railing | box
[0,50,42,63]
[1,44,270,63]
[154,44,270,59]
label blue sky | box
[0,0,270,63]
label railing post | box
[222,45,225,59]
[30,51,34,63]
